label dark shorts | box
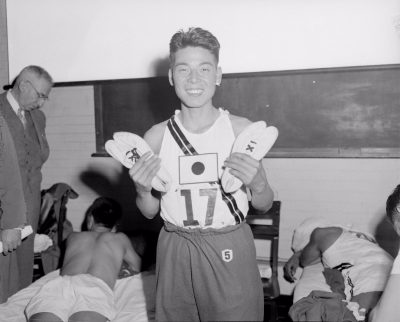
[155,221,263,321]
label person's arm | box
[368,250,400,322]
[0,229,22,255]
[0,120,24,254]
[129,126,165,219]
[368,274,400,322]
[130,151,161,219]
[226,115,273,212]
[224,152,274,212]
[300,229,323,267]
[246,157,273,212]
[284,251,302,282]
[120,233,142,273]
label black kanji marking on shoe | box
[246,144,254,152]
[246,141,257,153]
[127,148,141,162]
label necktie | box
[17,108,26,129]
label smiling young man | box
[128,27,274,321]
[0,66,52,303]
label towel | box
[34,234,53,253]
[291,217,357,253]
[289,290,358,322]
[105,132,172,192]
[292,217,333,253]
[221,121,278,193]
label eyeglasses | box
[26,80,49,101]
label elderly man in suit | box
[0,65,52,303]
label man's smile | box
[186,88,204,96]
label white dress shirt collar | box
[6,89,24,117]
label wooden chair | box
[247,200,281,322]
[33,183,78,281]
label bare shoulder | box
[66,231,79,242]
[313,227,342,253]
[115,231,129,241]
[67,231,86,241]
[66,231,93,245]
[114,232,134,247]
[115,232,139,254]
[311,227,341,240]
[144,120,168,154]
[228,114,252,138]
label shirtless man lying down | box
[25,197,141,322]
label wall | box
[6,0,400,82]
[2,0,399,295]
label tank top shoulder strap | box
[217,108,235,137]
[218,107,230,117]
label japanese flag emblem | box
[222,249,233,262]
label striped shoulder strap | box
[167,115,198,156]
[167,115,244,224]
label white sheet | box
[0,270,156,322]
[293,262,332,303]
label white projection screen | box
[6,0,400,83]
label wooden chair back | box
[247,200,281,300]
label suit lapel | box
[29,109,50,163]
[0,92,9,116]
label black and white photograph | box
[0,1,399,321]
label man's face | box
[169,46,222,109]
[18,77,52,111]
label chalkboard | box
[93,64,400,158]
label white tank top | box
[159,108,249,229]
[322,229,393,299]
[322,229,393,268]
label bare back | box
[61,231,141,289]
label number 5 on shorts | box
[222,249,233,262]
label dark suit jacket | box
[0,91,50,303]
[0,98,26,228]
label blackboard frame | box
[55,64,400,159]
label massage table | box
[0,268,156,322]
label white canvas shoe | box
[105,140,130,166]
[105,132,172,192]
[221,122,278,193]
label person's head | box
[386,185,400,235]
[168,27,222,109]
[169,27,221,67]
[87,197,123,231]
[12,65,53,111]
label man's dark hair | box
[89,197,123,229]
[169,27,220,66]
[386,184,400,225]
